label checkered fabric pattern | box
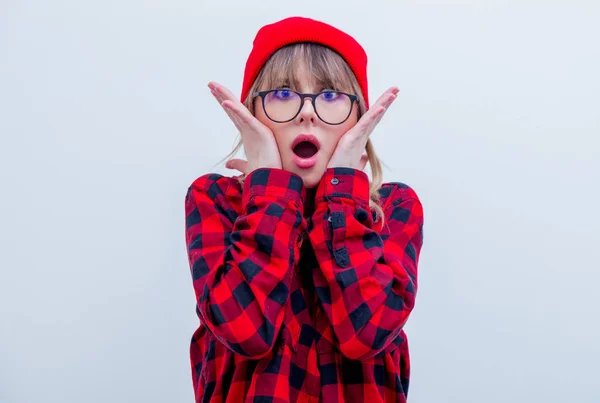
[184,167,424,402]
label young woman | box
[184,16,425,402]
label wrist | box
[315,167,370,205]
[326,159,360,170]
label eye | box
[272,88,294,100]
[320,91,341,101]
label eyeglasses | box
[252,89,358,125]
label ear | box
[359,153,369,171]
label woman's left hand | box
[327,86,399,169]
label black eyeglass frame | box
[252,89,359,125]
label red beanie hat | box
[240,16,370,109]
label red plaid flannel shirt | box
[184,167,424,402]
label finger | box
[357,104,388,138]
[365,89,398,126]
[225,158,248,174]
[359,153,369,171]
[222,100,263,133]
[211,85,242,109]
[372,89,398,110]
[214,99,244,131]
[208,82,225,102]
[221,100,249,129]
[209,83,249,132]
[210,83,239,114]
[210,82,239,104]
[366,88,398,118]
[357,91,396,128]
[212,83,257,123]
[211,91,228,109]
[344,88,398,147]
[356,104,386,133]
[369,105,390,131]
[210,82,262,132]
[215,83,239,103]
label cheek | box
[254,100,272,129]
[335,107,359,137]
[345,108,360,131]
[326,113,359,147]
[254,104,301,165]
[254,100,285,145]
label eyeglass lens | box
[263,90,352,124]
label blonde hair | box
[220,43,386,224]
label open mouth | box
[293,141,319,158]
[291,134,320,160]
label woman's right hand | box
[208,82,282,174]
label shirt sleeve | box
[308,167,424,361]
[184,168,307,358]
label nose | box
[295,97,317,124]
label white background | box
[1,1,599,402]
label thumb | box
[358,153,369,171]
[225,158,249,175]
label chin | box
[281,162,321,188]
[297,168,326,189]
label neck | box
[303,187,317,218]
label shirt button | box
[331,178,339,185]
